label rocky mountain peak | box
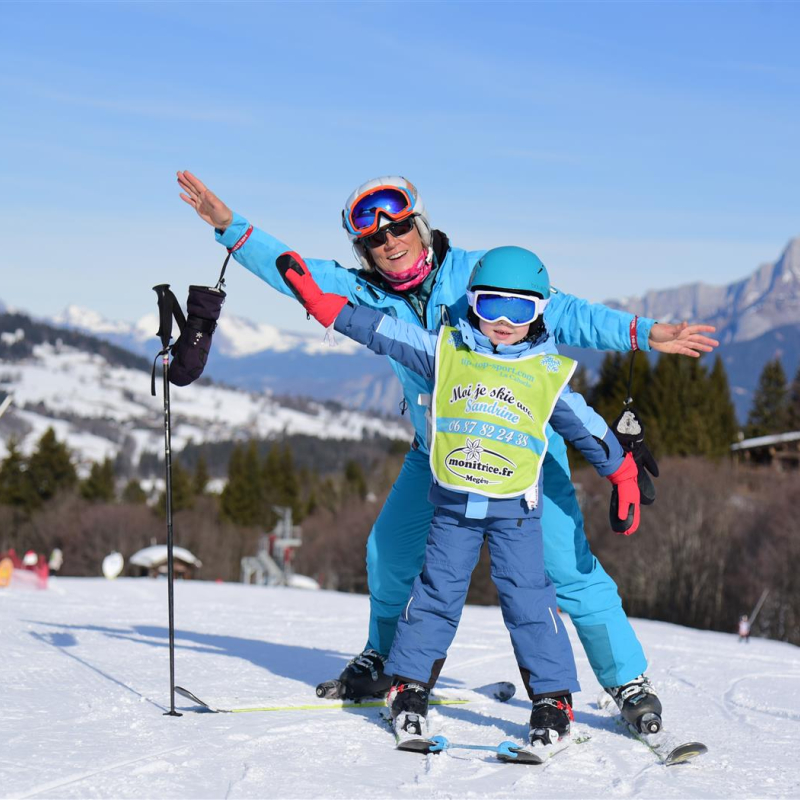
[607,236,800,346]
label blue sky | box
[1,1,799,333]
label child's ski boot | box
[388,682,432,752]
[315,649,391,700]
[528,694,573,748]
[605,674,663,734]
[498,694,573,764]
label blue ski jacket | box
[216,214,655,454]
[333,303,624,520]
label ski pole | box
[153,284,182,718]
[749,588,769,629]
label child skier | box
[276,246,640,756]
[738,614,751,643]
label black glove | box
[610,406,659,505]
[169,285,226,387]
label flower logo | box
[540,355,561,373]
[463,438,484,462]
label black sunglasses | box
[361,217,416,248]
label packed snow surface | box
[3,578,799,799]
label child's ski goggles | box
[467,290,549,326]
[345,186,417,238]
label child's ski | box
[495,737,574,764]
[597,692,708,765]
[395,733,590,763]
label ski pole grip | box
[153,284,174,351]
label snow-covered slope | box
[49,306,399,413]
[3,577,798,798]
[0,338,410,472]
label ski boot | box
[496,694,574,764]
[605,674,663,734]
[315,649,391,700]
[528,694,573,748]
[387,681,431,752]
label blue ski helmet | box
[468,246,550,298]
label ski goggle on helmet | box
[467,246,551,326]
[342,177,422,240]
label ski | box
[176,685,470,715]
[597,692,708,766]
[495,734,591,764]
[394,733,590,763]
[316,678,516,703]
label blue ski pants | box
[384,510,580,697]
[365,434,646,688]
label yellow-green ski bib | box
[430,327,576,499]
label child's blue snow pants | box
[366,434,646,688]
[384,508,580,696]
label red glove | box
[276,251,348,328]
[606,452,640,535]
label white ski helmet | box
[341,176,432,270]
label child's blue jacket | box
[333,303,624,520]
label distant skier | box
[48,547,63,576]
[177,170,718,723]
[277,246,642,753]
[738,614,751,643]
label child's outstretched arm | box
[550,387,641,535]
[276,251,436,381]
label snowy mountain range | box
[51,304,401,415]
[606,237,800,344]
[52,235,800,421]
[0,313,410,475]
[599,236,800,418]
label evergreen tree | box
[344,459,367,500]
[277,444,303,522]
[122,479,147,504]
[221,442,264,526]
[590,352,652,425]
[261,444,286,530]
[746,357,789,438]
[589,353,628,422]
[786,364,800,432]
[319,476,339,512]
[0,440,39,510]
[303,469,319,517]
[706,356,739,457]
[157,460,195,514]
[27,428,77,503]
[646,356,714,456]
[193,454,210,496]
[80,458,116,502]
[305,489,318,517]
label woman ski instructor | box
[177,170,717,727]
